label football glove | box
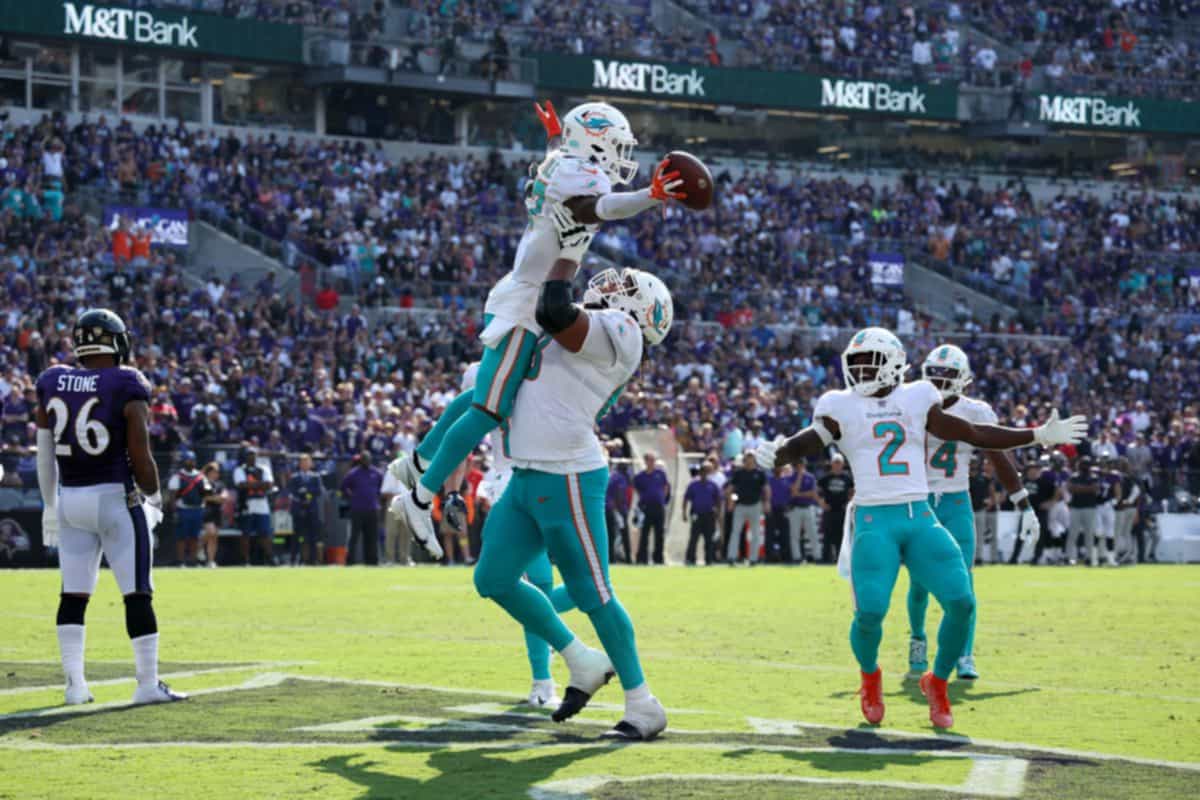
[534,100,562,138]
[41,507,59,548]
[753,435,787,471]
[648,158,686,203]
[1032,409,1087,447]
[1017,507,1041,543]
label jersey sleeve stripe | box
[565,473,610,605]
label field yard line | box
[0,662,308,697]
[528,772,1017,799]
[747,715,1200,772]
[295,714,533,734]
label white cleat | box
[391,490,444,560]
[64,680,94,706]
[552,646,614,722]
[527,679,560,710]
[131,680,188,705]
[390,455,423,492]
[603,694,668,741]
[1105,551,1119,567]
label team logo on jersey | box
[577,111,615,137]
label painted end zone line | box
[0,661,310,697]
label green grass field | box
[1,563,1198,799]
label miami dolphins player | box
[473,267,673,741]
[394,100,686,552]
[754,328,1084,728]
[906,345,1042,682]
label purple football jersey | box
[36,365,151,487]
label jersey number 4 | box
[929,441,958,478]
[873,421,910,476]
[45,397,111,456]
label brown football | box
[663,150,713,211]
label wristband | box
[1009,488,1029,505]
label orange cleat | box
[919,672,954,729]
[859,668,885,724]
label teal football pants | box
[474,467,646,690]
[907,491,977,657]
[416,318,539,495]
[522,551,577,682]
[849,500,974,680]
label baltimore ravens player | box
[905,345,1041,682]
[37,309,186,706]
[473,267,673,741]
[394,101,685,553]
[754,328,1083,728]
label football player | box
[393,101,686,555]
[473,267,674,741]
[753,328,1083,728]
[37,309,187,706]
[905,345,1041,682]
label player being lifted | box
[905,345,1042,682]
[753,328,1083,728]
[37,309,187,706]
[393,100,685,551]
[473,267,674,741]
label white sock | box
[131,633,159,688]
[414,484,435,505]
[624,683,651,706]
[560,637,587,670]
[57,625,86,688]
[532,678,555,691]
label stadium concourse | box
[0,113,1197,566]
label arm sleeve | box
[36,428,57,509]
[546,159,611,203]
[812,392,841,436]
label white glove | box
[388,494,406,519]
[550,202,592,253]
[1018,507,1041,543]
[753,435,787,471]
[42,507,59,548]
[146,491,163,509]
[1033,409,1087,447]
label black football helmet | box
[73,308,131,363]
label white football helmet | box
[585,267,673,345]
[922,344,972,400]
[841,327,908,397]
[559,102,638,185]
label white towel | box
[836,501,856,580]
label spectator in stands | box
[726,452,769,566]
[167,450,209,567]
[201,461,226,568]
[817,453,853,564]
[682,461,722,566]
[633,453,670,566]
[234,448,276,566]
[288,453,325,566]
[341,452,382,566]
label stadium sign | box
[0,0,303,63]
[534,53,958,120]
[1038,95,1141,129]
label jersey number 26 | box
[45,397,111,456]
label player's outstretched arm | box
[562,158,685,225]
[125,400,160,497]
[754,417,841,470]
[927,406,1085,451]
[534,100,563,150]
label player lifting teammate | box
[754,328,1083,728]
[392,100,687,553]
[37,309,186,706]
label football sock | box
[550,585,576,613]
[525,580,555,681]
[849,610,883,674]
[489,580,574,653]
[417,406,499,503]
[624,683,651,705]
[934,595,974,680]
[56,625,86,689]
[415,390,474,465]
[131,634,159,688]
[587,598,645,690]
[906,583,929,643]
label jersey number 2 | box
[873,421,910,476]
[930,441,958,478]
[45,397,111,457]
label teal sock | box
[415,390,475,464]
[933,595,974,679]
[906,582,929,643]
[963,571,976,657]
[524,581,554,681]
[849,611,883,674]
[586,599,644,690]
[419,406,500,495]
[550,585,576,614]
[490,581,574,653]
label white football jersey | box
[814,380,942,507]
[925,395,997,494]
[507,309,642,474]
[481,154,611,347]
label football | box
[664,150,713,211]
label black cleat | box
[551,675,612,723]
